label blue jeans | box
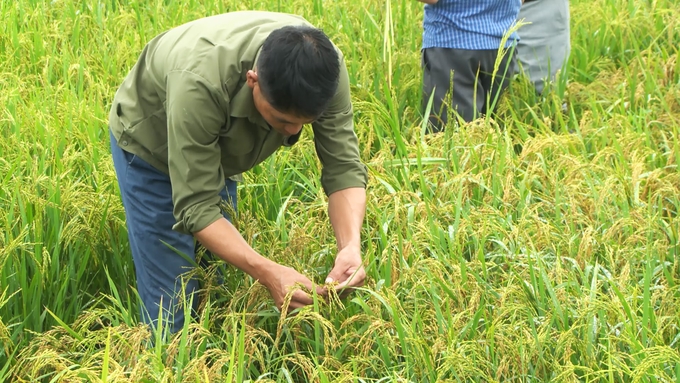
[110,130,237,333]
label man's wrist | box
[247,254,279,287]
[338,242,361,253]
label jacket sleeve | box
[165,69,227,234]
[311,57,368,195]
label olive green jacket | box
[109,11,368,234]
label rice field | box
[1,0,679,381]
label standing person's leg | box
[516,0,571,94]
[422,48,486,132]
[422,47,452,132]
[479,47,517,116]
[110,129,209,334]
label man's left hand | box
[324,246,366,298]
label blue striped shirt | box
[423,0,522,50]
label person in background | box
[516,0,571,95]
[418,0,522,132]
[109,11,368,334]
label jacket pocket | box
[219,118,257,156]
[121,108,169,159]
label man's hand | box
[325,246,366,298]
[326,187,367,298]
[195,218,323,312]
[263,264,325,311]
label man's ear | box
[246,70,258,89]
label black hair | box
[257,25,340,118]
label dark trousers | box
[422,46,517,132]
[110,130,237,334]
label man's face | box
[247,70,315,136]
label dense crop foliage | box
[1,0,679,381]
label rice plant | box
[1,0,679,381]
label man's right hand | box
[262,264,325,311]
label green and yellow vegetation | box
[1,0,679,381]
